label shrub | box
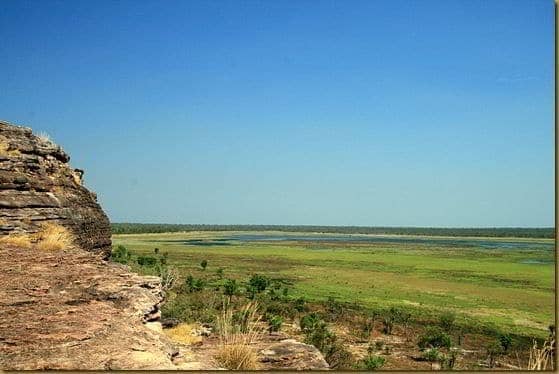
[360,355,386,370]
[223,279,239,297]
[158,265,178,291]
[299,312,353,369]
[293,297,307,312]
[417,327,452,349]
[200,259,208,270]
[248,274,269,293]
[137,255,158,267]
[300,312,323,334]
[185,275,205,292]
[382,306,405,335]
[499,334,513,353]
[265,301,294,319]
[422,348,441,362]
[439,311,456,332]
[111,245,131,264]
[267,315,283,333]
[162,291,220,324]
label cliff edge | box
[0,121,177,370]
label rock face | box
[259,339,330,370]
[0,120,111,257]
[0,244,177,370]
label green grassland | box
[113,231,555,339]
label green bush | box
[300,312,323,334]
[137,255,158,266]
[216,267,224,279]
[223,279,238,297]
[417,327,452,349]
[382,306,407,335]
[249,274,270,293]
[111,245,131,264]
[293,297,307,312]
[265,301,295,318]
[439,311,456,332]
[422,348,441,362]
[267,314,283,332]
[499,334,512,353]
[359,355,386,370]
[161,292,219,324]
[185,275,205,292]
[200,259,208,270]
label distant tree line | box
[110,223,554,238]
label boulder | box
[0,120,111,257]
[259,339,330,370]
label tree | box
[223,279,238,297]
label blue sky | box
[0,0,553,227]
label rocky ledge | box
[0,120,111,257]
[0,244,177,370]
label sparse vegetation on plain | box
[111,230,555,369]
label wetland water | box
[160,232,554,251]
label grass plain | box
[112,231,555,339]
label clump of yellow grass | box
[33,222,74,251]
[0,233,33,248]
[164,323,203,345]
[214,301,262,370]
[0,223,75,251]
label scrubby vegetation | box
[110,231,555,370]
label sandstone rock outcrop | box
[259,339,330,370]
[0,244,177,370]
[0,120,111,257]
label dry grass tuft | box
[528,337,555,370]
[0,223,74,251]
[0,233,33,248]
[214,301,262,370]
[164,323,203,345]
[34,223,75,251]
[37,131,54,145]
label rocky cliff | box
[0,120,111,257]
[0,120,177,370]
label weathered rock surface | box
[0,244,178,370]
[0,120,111,257]
[258,339,330,370]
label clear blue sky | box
[0,0,553,227]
